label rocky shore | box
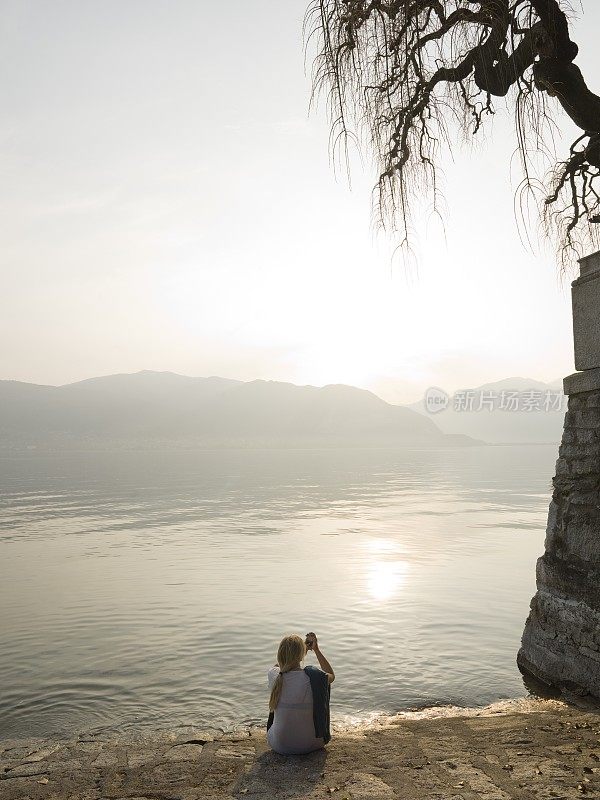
[2,699,600,799]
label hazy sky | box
[1,1,598,403]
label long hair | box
[268,634,306,712]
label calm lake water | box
[0,445,556,739]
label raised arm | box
[305,631,335,684]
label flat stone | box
[127,748,163,768]
[564,368,600,396]
[234,776,271,796]
[47,759,84,774]
[579,250,600,277]
[215,746,254,760]
[339,772,395,799]
[174,730,215,745]
[92,748,123,767]
[163,743,204,762]
[5,708,600,799]
[71,742,103,757]
[572,259,600,371]
[23,745,60,763]
[2,762,50,778]
[179,792,206,800]
[1,743,42,761]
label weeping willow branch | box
[307,0,600,265]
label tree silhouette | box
[307,0,600,264]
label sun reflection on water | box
[364,538,410,601]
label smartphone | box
[305,636,312,650]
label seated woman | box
[267,631,335,756]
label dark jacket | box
[266,665,331,745]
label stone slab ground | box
[3,702,600,800]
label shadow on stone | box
[232,747,328,798]
[519,665,564,700]
[519,662,600,716]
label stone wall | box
[518,387,600,698]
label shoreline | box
[1,695,573,746]
[4,698,600,799]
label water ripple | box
[0,446,555,739]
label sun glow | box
[364,539,410,601]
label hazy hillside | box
[0,371,478,451]
[409,377,566,444]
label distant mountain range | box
[0,371,478,451]
[409,377,566,444]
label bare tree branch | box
[308,0,600,265]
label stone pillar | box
[518,250,600,698]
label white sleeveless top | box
[267,666,325,755]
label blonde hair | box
[268,634,306,711]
